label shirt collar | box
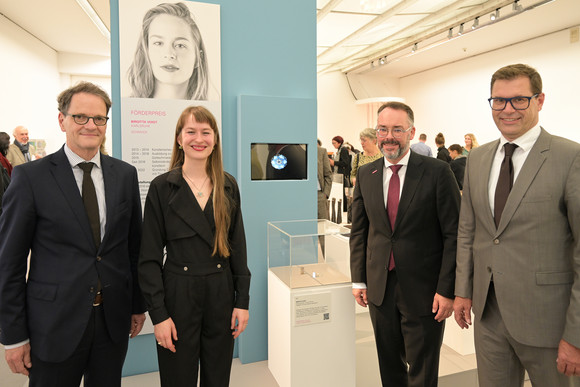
[498,123,541,152]
[383,148,411,169]
[64,144,101,169]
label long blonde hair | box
[169,106,232,257]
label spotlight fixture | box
[411,43,418,53]
[458,23,464,35]
[490,8,500,20]
[448,28,453,39]
[379,57,385,65]
[513,0,523,11]
[472,17,479,30]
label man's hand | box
[557,339,580,376]
[432,293,454,322]
[129,313,146,338]
[154,318,178,353]
[352,288,368,307]
[231,308,249,339]
[453,296,472,329]
[5,343,31,376]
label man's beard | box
[380,138,409,161]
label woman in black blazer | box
[329,135,351,212]
[139,106,251,386]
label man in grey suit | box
[454,64,580,386]
[317,141,332,219]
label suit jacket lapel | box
[167,169,214,247]
[366,158,391,233]
[101,154,118,249]
[395,152,423,231]
[496,129,550,234]
[478,140,500,234]
[50,147,96,249]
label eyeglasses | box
[65,114,109,126]
[488,94,539,111]
[375,126,412,138]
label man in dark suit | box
[454,64,580,386]
[350,101,460,386]
[0,82,146,386]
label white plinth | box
[268,269,355,387]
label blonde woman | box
[139,106,250,386]
[463,133,479,155]
[351,128,382,188]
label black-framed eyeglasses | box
[375,125,412,138]
[65,114,109,126]
[488,94,539,111]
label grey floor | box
[1,311,531,386]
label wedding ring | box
[157,342,162,345]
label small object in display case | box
[267,219,351,289]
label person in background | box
[448,143,466,190]
[329,135,351,212]
[138,106,250,386]
[435,132,451,163]
[454,63,580,386]
[351,128,382,188]
[463,133,479,155]
[350,101,460,387]
[0,81,146,386]
[0,132,13,176]
[317,139,332,220]
[127,2,209,100]
[6,126,36,167]
[410,133,433,157]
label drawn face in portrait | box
[148,14,198,99]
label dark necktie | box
[494,143,518,228]
[78,162,101,248]
[387,165,402,271]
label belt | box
[93,291,103,307]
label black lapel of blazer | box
[167,169,214,247]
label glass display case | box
[267,219,351,288]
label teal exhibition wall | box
[110,0,317,375]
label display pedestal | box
[268,269,355,387]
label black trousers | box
[368,270,444,387]
[157,269,235,387]
[28,304,129,387]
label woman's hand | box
[154,318,178,353]
[231,308,249,339]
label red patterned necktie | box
[387,165,402,270]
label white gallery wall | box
[400,27,580,149]
[0,15,112,155]
[318,26,580,155]
[0,15,62,152]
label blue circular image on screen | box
[271,154,288,170]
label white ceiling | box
[1,0,578,78]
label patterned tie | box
[494,143,518,228]
[78,162,101,248]
[387,165,402,271]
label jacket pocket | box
[536,271,573,285]
[27,281,58,301]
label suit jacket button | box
[96,256,102,261]
[183,266,188,271]
[493,239,500,245]
[487,267,492,273]
[217,264,222,269]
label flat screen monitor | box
[251,143,307,181]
